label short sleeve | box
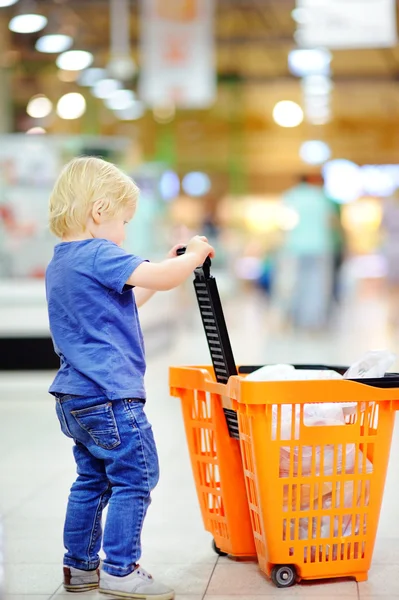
[93,241,146,294]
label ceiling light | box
[182,172,211,197]
[92,78,121,99]
[26,94,52,119]
[78,68,107,87]
[26,126,46,135]
[273,101,304,128]
[35,34,73,54]
[0,0,19,6]
[9,13,47,34]
[300,140,331,165]
[113,101,145,120]
[159,171,180,201]
[323,159,362,203]
[105,89,135,111]
[57,93,86,120]
[288,48,332,77]
[56,50,93,71]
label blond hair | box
[49,156,139,238]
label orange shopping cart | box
[170,251,399,587]
[230,369,399,586]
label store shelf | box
[0,280,181,369]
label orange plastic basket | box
[227,374,399,586]
[170,365,256,558]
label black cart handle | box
[177,243,238,438]
[176,246,212,277]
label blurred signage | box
[139,0,216,108]
[296,0,397,49]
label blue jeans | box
[55,395,159,577]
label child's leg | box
[64,441,111,570]
[56,397,111,572]
[101,399,159,576]
[57,396,159,576]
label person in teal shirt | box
[276,174,335,329]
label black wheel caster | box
[212,539,228,557]
[271,564,297,588]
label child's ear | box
[92,199,104,224]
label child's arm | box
[133,287,156,308]
[133,244,184,308]
[127,236,214,292]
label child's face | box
[97,205,135,246]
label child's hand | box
[186,235,215,263]
[167,244,185,259]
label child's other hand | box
[167,244,185,259]
[186,235,215,263]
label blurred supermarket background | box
[0,0,399,365]
[4,3,399,599]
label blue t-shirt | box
[46,238,147,399]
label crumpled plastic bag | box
[245,364,342,382]
[245,363,376,554]
[344,350,396,379]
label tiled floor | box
[2,290,399,600]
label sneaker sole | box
[64,583,99,593]
[99,588,174,600]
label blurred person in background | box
[274,173,335,330]
[382,188,399,328]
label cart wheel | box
[271,564,296,588]
[212,540,228,557]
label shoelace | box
[135,566,152,580]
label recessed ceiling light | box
[26,94,53,119]
[288,48,332,77]
[9,13,47,34]
[57,93,86,119]
[273,101,304,128]
[105,89,136,111]
[78,68,107,87]
[300,140,331,165]
[0,0,19,7]
[56,50,93,71]
[36,34,73,54]
[92,78,122,99]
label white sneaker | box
[63,565,99,592]
[99,566,174,600]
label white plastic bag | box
[344,350,396,379]
[291,451,373,547]
[245,364,296,381]
[246,365,342,382]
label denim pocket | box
[55,401,73,439]
[71,402,121,450]
[123,399,150,430]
